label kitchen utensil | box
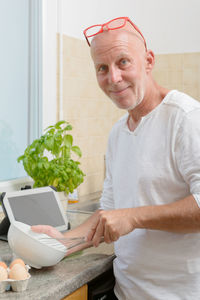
[36,236,86,250]
[7,221,67,269]
[38,235,104,250]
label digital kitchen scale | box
[0,186,69,241]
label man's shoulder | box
[111,113,128,130]
[165,90,200,113]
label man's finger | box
[85,226,97,242]
[92,218,104,247]
[31,225,52,233]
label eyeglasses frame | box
[83,16,147,50]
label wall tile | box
[81,155,105,175]
[153,52,200,101]
[78,172,105,196]
[183,53,200,69]
[183,67,199,86]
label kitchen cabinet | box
[62,284,87,300]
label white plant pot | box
[57,191,68,212]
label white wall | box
[42,0,58,130]
[61,0,200,54]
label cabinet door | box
[62,284,88,300]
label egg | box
[9,258,26,269]
[8,263,28,280]
[0,261,7,269]
[0,266,8,281]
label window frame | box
[0,0,43,194]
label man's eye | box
[120,59,128,66]
[98,65,107,73]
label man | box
[33,17,200,299]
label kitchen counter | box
[0,201,115,300]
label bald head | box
[90,29,146,64]
[90,25,147,62]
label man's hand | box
[86,195,200,246]
[86,209,135,247]
[31,225,64,240]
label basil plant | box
[18,120,85,194]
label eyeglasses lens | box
[108,18,126,29]
[86,25,102,37]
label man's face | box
[91,29,149,111]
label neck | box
[128,81,169,131]
[129,83,169,121]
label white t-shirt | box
[100,90,200,300]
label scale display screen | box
[3,187,68,232]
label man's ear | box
[145,50,155,73]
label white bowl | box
[8,221,67,269]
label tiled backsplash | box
[152,52,200,100]
[57,34,200,198]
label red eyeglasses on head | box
[83,16,147,50]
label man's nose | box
[108,67,122,84]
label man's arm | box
[32,195,200,252]
[31,210,102,256]
[86,195,200,246]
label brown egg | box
[0,261,7,269]
[0,266,8,281]
[9,263,28,280]
[9,258,25,269]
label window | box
[0,0,42,185]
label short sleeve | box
[193,193,200,207]
[175,109,200,207]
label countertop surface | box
[0,200,115,300]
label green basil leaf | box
[71,146,82,157]
[64,135,73,147]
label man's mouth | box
[109,86,130,95]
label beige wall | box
[152,53,200,101]
[57,34,200,198]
